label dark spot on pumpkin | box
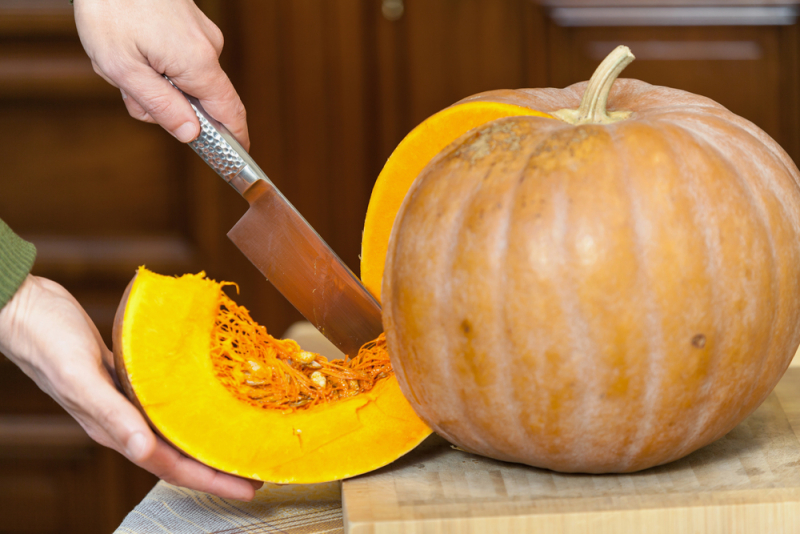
[461,319,473,336]
[692,334,706,349]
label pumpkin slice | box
[361,101,553,300]
[113,267,431,484]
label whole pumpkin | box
[372,46,800,472]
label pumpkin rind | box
[377,79,800,473]
[113,268,431,483]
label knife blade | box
[169,79,383,357]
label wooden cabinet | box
[1,1,800,532]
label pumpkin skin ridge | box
[406,132,499,455]
[595,123,657,471]
[660,113,800,429]
[667,118,784,463]
[384,125,484,451]
[519,126,600,466]
[496,129,557,460]
[654,110,800,211]
[434,122,632,469]
[625,94,800,185]
[549,124,650,471]
[718,121,800,420]
[607,121,719,469]
[383,120,604,469]
[447,127,526,457]
[449,121,563,460]
[501,128,586,466]
[395,118,577,459]
[618,118,780,469]
[700,106,800,189]
[620,119,744,469]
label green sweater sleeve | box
[0,219,36,309]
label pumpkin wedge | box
[113,267,431,484]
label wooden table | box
[341,367,800,533]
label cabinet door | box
[373,0,534,160]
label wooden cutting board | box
[342,367,800,533]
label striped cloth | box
[114,480,343,534]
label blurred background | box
[0,0,798,531]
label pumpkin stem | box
[553,45,635,125]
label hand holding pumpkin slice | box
[0,275,261,501]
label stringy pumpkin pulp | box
[210,290,392,412]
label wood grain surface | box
[342,367,800,533]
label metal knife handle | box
[165,76,261,196]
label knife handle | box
[165,76,263,197]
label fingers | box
[197,12,225,57]
[120,90,156,124]
[169,64,250,151]
[69,371,258,501]
[114,65,201,143]
[141,437,260,501]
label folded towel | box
[114,480,343,534]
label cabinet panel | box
[0,106,184,236]
[376,0,529,154]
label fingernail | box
[126,432,148,461]
[174,121,198,143]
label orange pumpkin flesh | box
[364,46,800,473]
[113,267,431,484]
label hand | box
[73,0,250,150]
[0,275,261,500]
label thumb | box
[119,64,200,144]
[70,376,158,463]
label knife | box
[167,79,383,357]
